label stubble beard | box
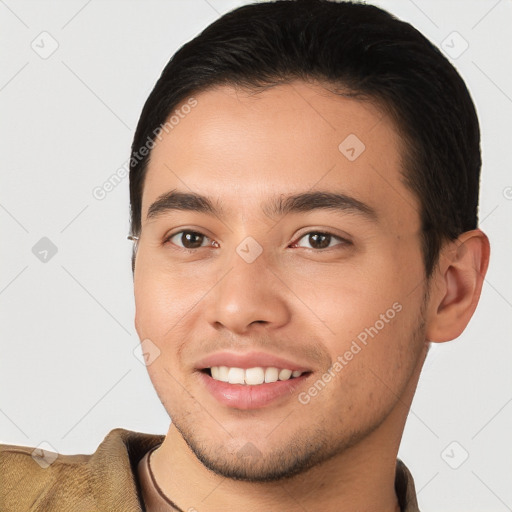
[168,319,427,483]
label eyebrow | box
[146,189,378,223]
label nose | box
[205,246,291,335]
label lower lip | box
[198,371,311,410]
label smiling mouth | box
[200,366,312,386]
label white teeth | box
[245,367,265,385]
[264,367,279,383]
[278,368,292,380]
[217,366,229,382]
[227,367,245,384]
[208,366,305,385]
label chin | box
[171,416,364,483]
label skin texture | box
[133,80,490,512]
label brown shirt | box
[0,428,420,511]
[137,445,421,512]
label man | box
[0,1,490,511]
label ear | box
[425,229,490,343]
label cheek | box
[133,266,192,409]
[290,258,399,338]
[292,246,424,377]
[134,272,168,341]
[134,253,194,340]
[299,300,423,429]
[319,295,412,385]
[133,257,208,386]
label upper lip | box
[195,351,312,372]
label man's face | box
[134,81,429,481]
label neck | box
[152,423,402,512]
[150,346,426,512]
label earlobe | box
[426,229,490,343]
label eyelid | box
[163,228,352,252]
[164,229,218,249]
[291,230,352,249]
[163,225,217,241]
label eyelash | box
[162,230,352,253]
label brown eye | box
[166,230,215,249]
[293,231,349,250]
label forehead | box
[142,81,420,233]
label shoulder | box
[0,428,165,512]
[0,438,92,511]
[396,458,421,512]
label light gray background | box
[1,1,511,510]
